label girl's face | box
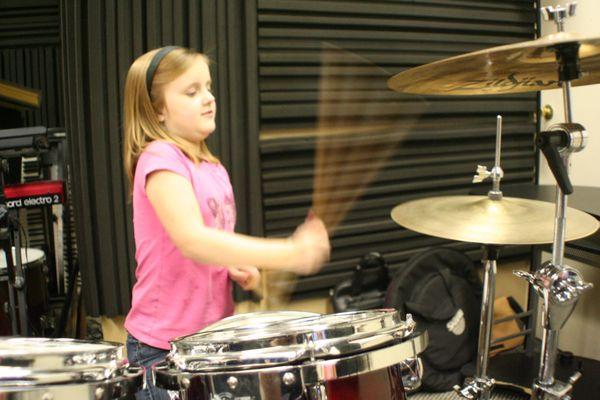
[158,57,216,143]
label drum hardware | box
[450,116,506,400]
[511,4,595,399]
[311,383,328,400]
[455,377,496,400]
[513,264,589,400]
[535,123,587,196]
[154,309,426,400]
[541,3,577,37]
[390,118,598,400]
[0,337,143,399]
[388,2,600,398]
[473,115,504,200]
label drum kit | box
[2,2,600,400]
[0,337,143,399]
[154,310,426,400]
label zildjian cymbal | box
[391,195,599,245]
[388,32,600,95]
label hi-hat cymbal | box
[391,195,599,245]
[388,32,600,95]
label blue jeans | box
[126,334,171,400]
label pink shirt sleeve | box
[136,141,191,193]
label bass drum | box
[154,309,427,400]
[0,247,49,335]
[0,337,143,399]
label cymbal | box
[391,195,599,245]
[388,32,600,95]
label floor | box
[409,388,528,399]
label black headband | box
[146,46,180,97]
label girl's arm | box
[146,170,330,274]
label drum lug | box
[282,372,296,386]
[180,377,191,390]
[308,382,328,400]
[94,386,105,399]
[14,276,24,289]
[226,376,239,390]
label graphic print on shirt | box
[207,195,236,231]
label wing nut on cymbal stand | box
[541,3,577,33]
[473,115,505,201]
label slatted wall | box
[59,0,540,314]
[61,0,261,316]
[257,0,539,295]
[0,0,69,300]
[0,0,63,128]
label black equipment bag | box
[384,247,482,392]
[331,252,390,312]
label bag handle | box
[351,252,390,296]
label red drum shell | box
[323,363,406,400]
[179,364,406,400]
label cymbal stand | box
[454,116,504,400]
[514,4,593,399]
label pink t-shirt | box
[124,141,235,350]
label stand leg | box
[525,246,542,355]
[1,229,18,334]
[14,233,28,336]
[455,245,500,400]
[476,257,496,388]
[6,274,17,334]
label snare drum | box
[154,309,427,400]
[0,247,49,335]
[0,337,143,399]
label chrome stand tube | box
[534,81,572,399]
[476,256,497,400]
[455,246,499,400]
[533,4,582,398]
[477,254,496,383]
[14,232,29,336]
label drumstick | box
[259,44,428,309]
[314,44,425,232]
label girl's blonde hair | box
[123,47,218,187]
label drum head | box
[170,309,416,372]
[200,310,318,332]
[0,247,45,270]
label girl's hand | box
[290,214,331,275]
[228,265,261,291]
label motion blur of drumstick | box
[258,44,427,310]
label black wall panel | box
[59,0,540,314]
[0,0,63,128]
[256,0,540,295]
[60,0,261,316]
